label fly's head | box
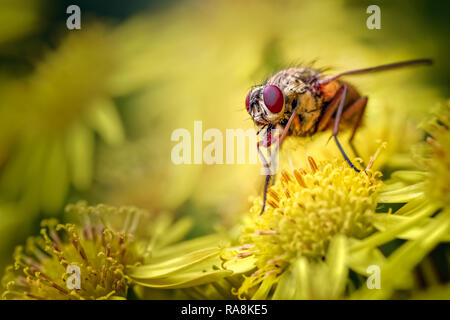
[245,84,286,127]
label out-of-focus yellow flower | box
[2,202,192,300]
[0,25,124,215]
[0,0,42,46]
[2,203,143,300]
[0,23,131,273]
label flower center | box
[229,156,382,298]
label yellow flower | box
[0,0,41,45]
[352,102,450,299]
[1,202,192,300]
[1,203,144,299]
[0,25,127,271]
[0,24,124,216]
[123,135,448,299]
[378,102,450,209]
[222,155,382,299]
[423,103,450,207]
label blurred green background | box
[0,0,448,272]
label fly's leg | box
[342,96,368,162]
[345,97,368,142]
[257,136,273,215]
[277,106,300,146]
[332,85,361,172]
[258,109,300,215]
[317,86,346,132]
[260,174,272,215]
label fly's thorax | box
[291,89,324,136]
[267,67,321,89]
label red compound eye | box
[245,91,251,111]
[263,85,284,113]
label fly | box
[245,58,433,214]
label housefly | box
[245,58,433,214]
